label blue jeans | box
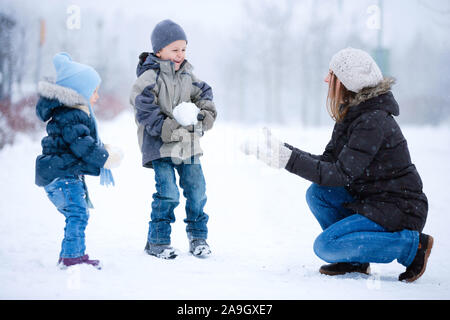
[44,177,89,258]
[305,184,419,267]
[149,157,208,244]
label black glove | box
[197,113,205,121]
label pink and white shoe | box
[57,254,102,270]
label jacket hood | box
[136,53,160,77]
[135,52,192,77]
[36,81,89,122]
[346,77,399,118]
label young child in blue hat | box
[35,53,123,269]
[130,19,217,259]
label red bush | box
[95,93,127,120]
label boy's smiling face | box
[156,40,187,71]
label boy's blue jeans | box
[305,184,419,267]
[148,157,208,244]
[44,177,89,258]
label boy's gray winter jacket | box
[129,53,217,168]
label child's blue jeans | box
[305,184,419,267]
[148,157,208,244]
[44,177,89,258]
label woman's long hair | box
[326,71,355,122]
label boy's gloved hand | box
[171,127,192,142]
[240,127,292,169]
[104,144,124,169]
[161,118,180,143]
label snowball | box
[173,102,199,126]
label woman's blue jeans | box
[306,184,419,267]
[44,177,89,258]
[148,157,208,245]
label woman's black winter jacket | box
[285,79,428,232]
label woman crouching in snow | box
[242,48,432,283]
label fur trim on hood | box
[348,77,396,107]
[36,81,91,122]
[38,81,88,107]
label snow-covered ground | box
[1,111,449,300]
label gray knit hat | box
[151,19,187,54]
[329,47,383,93]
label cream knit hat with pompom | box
[329,47,383,93]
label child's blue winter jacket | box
[35,81,109,187]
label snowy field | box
[1,111,449,300]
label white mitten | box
[173,102,199,126]
[240,127,292,169]
[104,144,124,169]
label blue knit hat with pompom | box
[53,52,101,104]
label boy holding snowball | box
[130,19,217,259]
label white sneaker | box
[189,238,211,258]
[144,242,178,259]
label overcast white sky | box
[1,0,449,124]
[3,0,449,50]
[64,0,450,44]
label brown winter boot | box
[399,233,434,283]
[319,262,371,276]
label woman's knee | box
[313,232,337,263]
[305,183,321,207]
